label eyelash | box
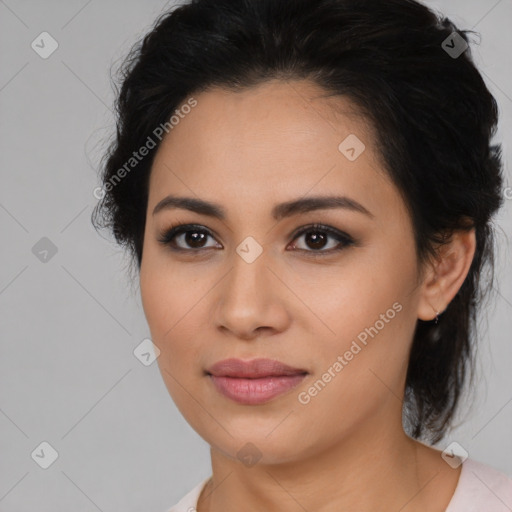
[157,222,355,258]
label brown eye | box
[158,224,220,251]
[180,230,208,248]
[289,224,354,256]
[157,222,354,257]
[300,231,330,250]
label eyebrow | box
[152,194,374,220]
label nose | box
[213,245,291,341]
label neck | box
[198,416,460,512]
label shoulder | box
[166,476,211,512]
[446,458,512,512]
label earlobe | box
[417,228,476,322]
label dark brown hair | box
[92,0,504,443]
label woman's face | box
[140,79,428,464]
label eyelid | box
[288,223,354,256]
[157,222,354,255]
[156,223,221,249]
[289,223,352,242]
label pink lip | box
[206,358,308,405]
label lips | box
[206,358,308,405]
[206,358,307,378]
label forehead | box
[148,79,393,217]
[157,79,375,157]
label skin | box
[139,79,476,512]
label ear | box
[417,228,476,321]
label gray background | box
[0,1,511,510]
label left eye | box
[290,224,354,254]
[157,223,354,255]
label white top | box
[166,458,512,511]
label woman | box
[92,0,512,510]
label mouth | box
[206,357,308,378]
[206,358,308,405]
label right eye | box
[157,224,221,252]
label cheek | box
[287,248,411,338]
[292,247,418,393]
[140,246,191,335]
[293,295,414,444]
[139,256,210,378]
[140,262,207,415]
